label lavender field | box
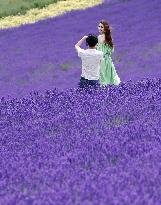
[0,0,161,204]
[0,78,161,205]
[0,0,161,99]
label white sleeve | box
[77,47,85,57]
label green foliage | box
[105,114,132,127]
[0,0,65,19]
[60,62,71,71]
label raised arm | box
[75,36,88,52]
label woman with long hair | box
[97,20,121,86]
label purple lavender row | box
[0,77,161,204]
[0,0,161,98]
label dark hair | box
[100,20,114,48]
[86,34,98,47]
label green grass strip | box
[0,0,65,19]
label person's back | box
[75,34,103,88]
[78,47,103,80]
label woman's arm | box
[98,35,102,43]
[98,34,105,43]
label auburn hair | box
[100,20,114,48]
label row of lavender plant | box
[0,0,161,98]
[0,77,161,204]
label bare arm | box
[98,34,105,43]
[98,35,102,43]
[75,36,88,51]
